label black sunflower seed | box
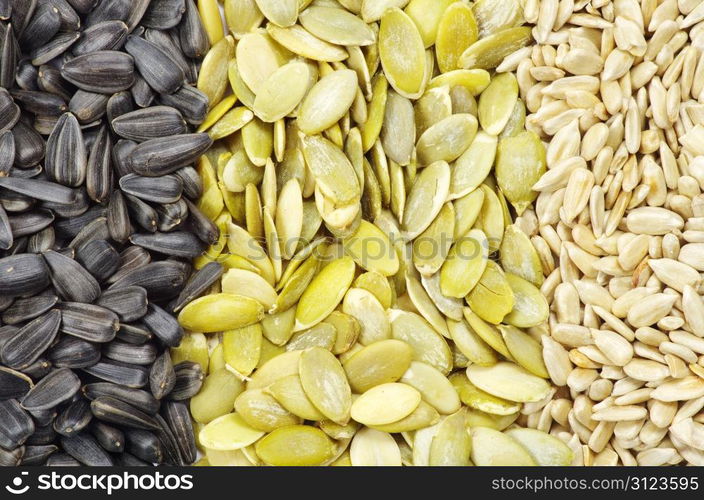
[127,133,211,176]
[45,112,87,187]
[83,383,159,415]
[115,322,153,345]
[21,444,57,465]
[60,432,114,466]
[86,123,112,203]
[27,226,55,253]
[47,336,101,369]
[0,203,12,250]
[45,0,81,31]
[102,340,157,366]
[130,72,155,108]
[8,210,54,237]
[61,50,134,93]
[65,0,98,14]
[112,105,187,142]
[90,420,124,453]
[176,167,203,201]
[26,425,57,446]
[45,452,81,466]
[142,0,185,29]
[67,215,109,251]
[107,259,191,299]
[149,351,175,400]
[60,302,119,343]
[129,231,203,258]
[2,293,58,325]
[37,65,76,103]
[12,120,45,168]
[0,176,78,204]
[179,0,209,59]
[106,189,131,243]
[19,2,61,51]
[124,177,184,208]
[30,31,80,66]
[156,198,188,232]
[0,446,25,466]
[72,20,128,56]
[106,245,150,284]
[0,25,17,90]
[157,84,207,125]
[142,302,184,347]
[125,428,164,463]
[144,28,195,83]
[26,406,56,427]
[44,249,101,303]
[124,34,184,95]
[89,396,159,430]
[53,206,104,239]
[10,89,68,116]
[68,89,109,123]
[96,286,148,321]
[9,0,37,35]
[153,412,182,464]
[111,138,136,176]
[21,368,81,412]
[54,399,92,437]
[184,198,218,244]
[0,367,33,401]
[106,91,134,131]
[168,361,203,401]
[83,0,129,27]
[170,261,224,313]
[0,310,59,369]
[82,359,148,388]
[0,130,15,176]
[15,60,39,91]
[75,239,120,282]
[162,400,196,464]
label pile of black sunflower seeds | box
[0,0,226,466]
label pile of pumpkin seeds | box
[0,0,216,466]
[175,0,575,466]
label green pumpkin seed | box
[299,347,352,425]
[439,229,489,298]
[466,361,551,403]
[435,1,478,73]
[349,427,401,466]
[495,130,546,215]
[295,256,356,331]
[378,8,426,99]
[200,413,265,451]
[343,339,413,392]
[350,382,421,426]
[503,273,549,328]
[478,72,518,136]
[428,409,472,466]
[268,375,325,421]
[223,324,263,376]
[298,69,359,135]
[389,309,453,374]
[470,426,536,466]
[466,260,515,324]
[400,361,461,414]
[255,425,336,466]
[178,294,265,333]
